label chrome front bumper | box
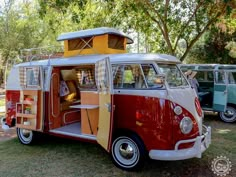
[149,125,211,161]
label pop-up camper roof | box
[57,27,133,44]
[57,27,134,57]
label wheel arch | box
[227,103,236,108]
[112,128,148,154]
[218,103,236,123]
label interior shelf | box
[16,90,39,130]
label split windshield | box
[157,63,188,88]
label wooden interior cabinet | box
[80,91,99,135]
[16,90,42,130]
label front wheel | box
[17,128,35,145]
[219,106,236,123]
[111,135,146,170]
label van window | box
[26,68,39,86]
[206,71,213,81]
[215,71,226,84]
[141,64,164,88]
[75,67,96,90]
[113,64,146,89]
[195,71,205,81]
[157,64,188,87]
[228,72,236,84]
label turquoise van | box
[180,64,236,123]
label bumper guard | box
[149,125,211,161]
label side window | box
[26,68,40,86]
[141,64,164,88]
[215,71,226,84]
[207,71,214,81]
[195,71,205,81]
[75,67,96,90]
[112,64,146,89]
[228,72,236,84]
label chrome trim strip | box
[49,130,96,141]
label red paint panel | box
[113,95,174,151]
[171,102,199,149]
[5,90,20,126]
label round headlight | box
[180,117,193,134]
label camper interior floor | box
[54,122,82,134]
[49,122,96,141]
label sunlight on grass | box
[216,129,231,134]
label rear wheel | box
[219,106,236,123]
[17,128,35,145]
[111,134,146,170]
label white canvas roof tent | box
[57,27,134,44]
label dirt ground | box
[0,125,17,141]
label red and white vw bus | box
[2,27,211,170]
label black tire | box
[111,134,146,171]
[17,128,36,145]
[219,106,236,123]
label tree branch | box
[164,0,170,21]
[180,6,227,61]
[141,0,174,54]
[173,0,205,52]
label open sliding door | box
[213,71,227,112]
[96,57,114,152]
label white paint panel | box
[6,67,21,90]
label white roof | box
[57,27,134,44]
[179,64,236,70]
[15,53,180,67]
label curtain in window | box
[95,58,109,94]
[19,66,40,89]
[19,67,26,88]
[33,67,40,85]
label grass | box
[0,114,235,177]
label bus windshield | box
[157,63,188,88]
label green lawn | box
[0,115,235,177]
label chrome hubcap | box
[224,109,234,117]
[119,143,134,160]
[112,136,140,168]
[22,129,31,138]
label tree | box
[185,6,236,64]
[0,0,61,85]
[117,0,235,61]
[38,0,235,62]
